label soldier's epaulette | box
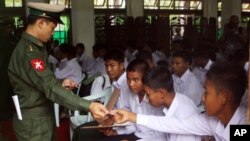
[26,44,39,53]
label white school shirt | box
[125,49,138,63]
[137,106,247,141]
[90,74,112,102]
[112,72,127,109]
[92,57,106,75]
[77,53,95,75]
[54,57,83,83]
[192,59,213,85]
[137,93,201,141]
[48,54,59,72]
[152,50,168,64]
[172,69,204,106]
[115,91,166,140]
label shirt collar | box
[204,60,213,71]
[216,106,247,141]
[163,93,178,117]
[113,72,126,88]
[22,32,43,48]
[177,69,191,83]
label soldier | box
[8,2,108,141]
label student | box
[135,50,155,68]
[76,42,95,75]
[72,49,127,141]
[7,2,108,140]
[171,50,204,106]
[55,45,83,84]
[99,60,166,141]
[114,66,201,141]
[113,61,247,141]
[192,48,214,85]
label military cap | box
[27,2,65,24]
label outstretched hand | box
[89,102,109,121]
[111,109,136,124]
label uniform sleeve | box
[137,114,213,136]
[24,53,90,111]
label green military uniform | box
[8,3,91,141]
[8,32,91,141]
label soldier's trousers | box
[13,106,56,141]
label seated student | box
[113,61,247,141]
[135,50,155,68]
[192,48,214,85]
[171,50,204,107]
[76,42,95,75]
[72,49,127,141]
[55,44,83,83]
[99,60,166,141]
[114,66,201,141]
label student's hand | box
[89,102,109,121]
[62,78,79,90]
[112,109,137,123]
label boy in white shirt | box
[100,60,165,141]
[192,48,213,85]
[113,61,247,141]
[171,50,204,107]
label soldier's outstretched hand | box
[89,102,109,121]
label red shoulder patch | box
[30,58,45,72]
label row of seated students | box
[69,47,248,141]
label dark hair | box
[27,15,56,25]
[172,50,192,64]
[76,43,85,49]
[206,61,247,105]
[142,66,174,92]
[135,50,153,61]
[126,59,149,75]
[104,48,124,63]
[59,43,69,54]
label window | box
[53,16,70,44]
[94,0,125,9]
[50,0,71,8]
[144,0,202,10]
[5,0,22,7]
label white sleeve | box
[90,77,104,96]
[137,114,213,136]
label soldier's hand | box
[62,78,79,90]
[89,102,109,121]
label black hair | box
[135,50,153,61]
[142,66,174,92]
[206,61,247,105]
[27,15,56,25]
[103,48,124,63]
[172,50,192,64]
[126,59,149,75]
[76,43,85,49]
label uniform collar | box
[22,32,44,48]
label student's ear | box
[219,90,229,105]
[119,62,124,70]
[157,88,166,98]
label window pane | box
[242,3,250,12]
[144,0,158,9]
[108,0,125,9]
[160,0,173,9]
[94,0,107,8]
[14,0,22,7]
[5,0,14,7]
